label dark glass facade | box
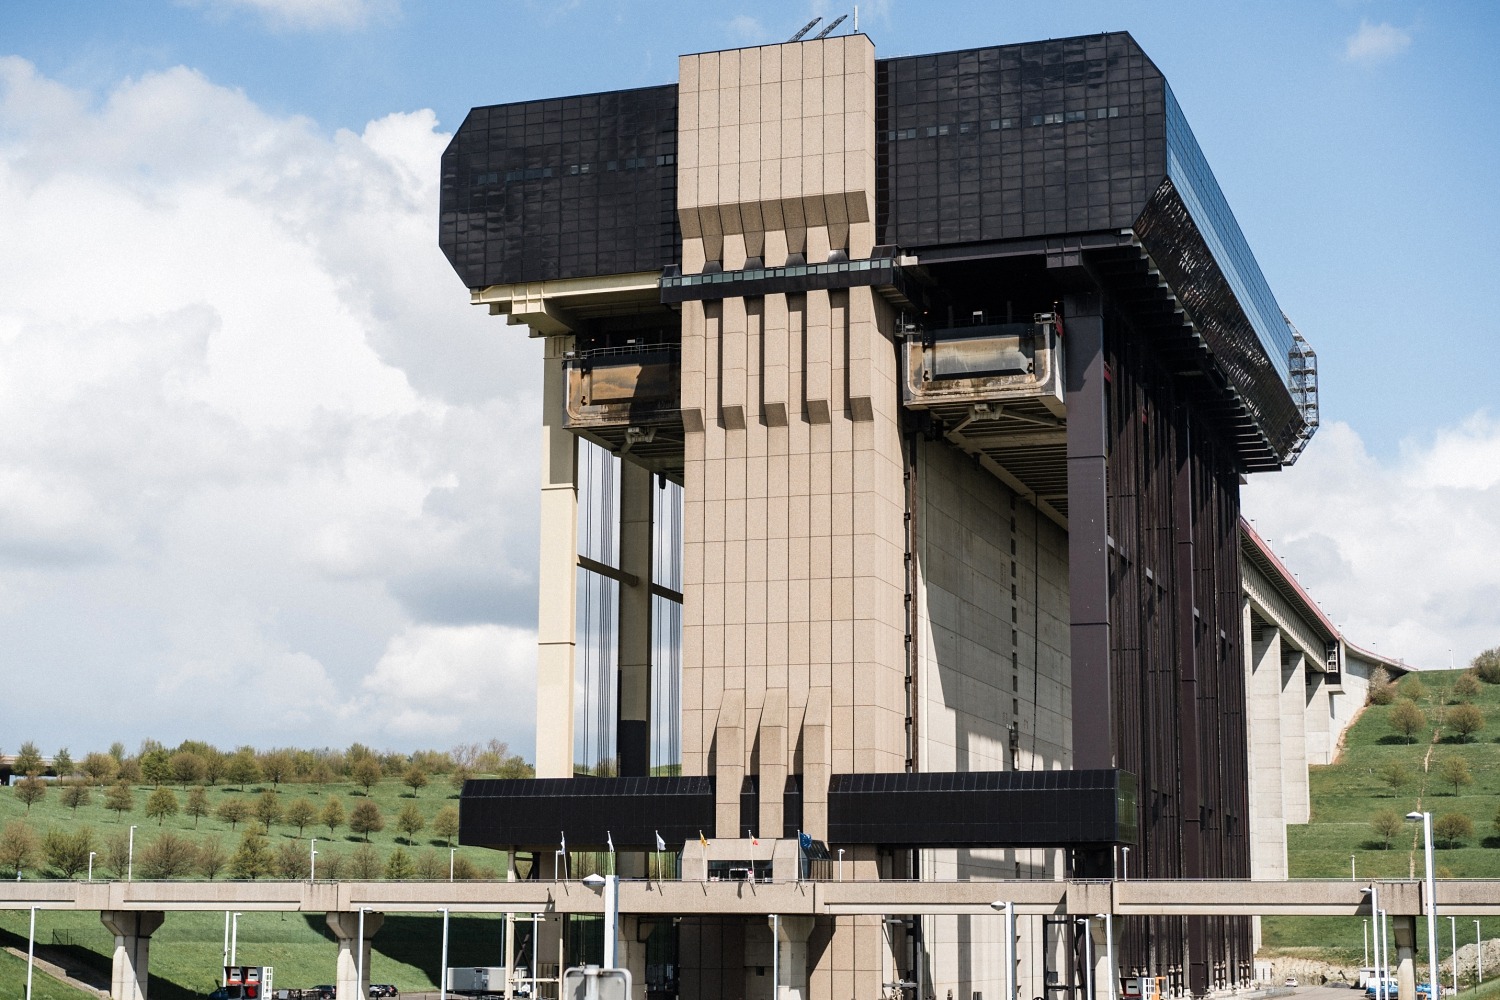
[439,85,680,288]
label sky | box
[2,0,1497,759]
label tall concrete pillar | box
[1092,917,1125,1000]
[771,916,815,1000]
[618,459,654,776]
[1394,916,1417,1000]
[537,334,579,778]
[101,910,164,1000]
[326,911,384,1000]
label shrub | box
[1439,755,1474,796]
[1434,812,1474,848]
[1401,676,1427,702]
[274,839,310,879]
[44,827,96,878]
[385,847,416,880]
[1368,667,1396,705]
[138,832,197,879]
[1447,704,1487,743]
[230,827,274,879]
[346,844,382,880]
[1378,760,1413,795]
[1370,809,1403,849]
[1454,672,1482,699]
[197,837,228,878]
[1389,699,1427,744]
[1474,647,1500,684]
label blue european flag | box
[798,831,813,851]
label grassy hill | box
[0,772,515,998]
[1264,667,1500,963]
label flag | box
[655,830,666,852]
[750,830,759,846]
[798,830,812,851]
[607,831,615,853]
[560,831,567,853]
[699,830,708,848]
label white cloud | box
[0,59,542,756]
[729,15,768,45]
[180,0,397,32]
[1243,416,1500,670]
[1344,19,1412,64]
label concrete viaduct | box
[4,879,1499,1000]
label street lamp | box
[1476,920,1483,987]
[449,848,456,882]
[26,906,37,1000]
[582,873,619,967]
[438,907,450,1000]
[357,908,370,1000]
[230,912,243,968]
[87,852,96,883]
[1408,811,1440,996]
[1451,916,1459,998]
[1097,914,1116,1000]
[1121,847,1129,881]
[1077,918,1095,1000]
[990,901,1017,1000]
[837,848,845,882]
[1363,887,1385,1000]
[127,825,137,882]
[310,839,318,881]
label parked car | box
[369,986,399,998]
[1285,978,1298,988]
[311,987,336,1000]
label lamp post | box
[438,907,450,1000]
[231,912,243,968]
[990,901,1016,1000]
[1121,847,1129,881]
[837,848,845,882]
[1475,920,1482,987]
[1352,855,1357,881]
[1408,811,1440,996]
[87,852,96,883]
[1098,913,1116,1000]
[310,839,318,881]
[450,848,456,882]
[582,874,618,967]
[26,906,37,1000]
[1451,916,1458,998]
[357,908,370,1000]
[1077,918,1095,1000]
[1364,887,1384,1000]
[1364,920,1370,974]
[127,825,137,882]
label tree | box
[385,847,416,880]
[103,830,131,877]
[433,805,460,848]
[1378,760,1413,796]
[451,855,484,880]
[403,764,430,797]
[81,752,119,787]
[1368,667,1396,705]
[0,821,40,877]
[1448,704,1487,743]
[320,796,346,838]
[185,787,211,828]
[139,748,172,787]
[145,786,180,826]
[1439,755,1475,796]
[16,773,47,813]
[396,803,426,844]
[14,741,43,776]
[1474,647,1500,684]
[317,850,345,880]
[349,800,384,842]
[1434,812,1475,848]
[1455,672,1482,699]
[1390,699,1427,744]
[105,781,135,818]
[202,749,228,786]
[1401,676,1427,702]
[285,797,317,837]
[450,766,472,794]
[347,843,382,880]
[1370,809,1403,849]
[44,827,95,878]
[253,790,282,831]
[53,747,75,778]
[170,752,208,787]
[139,832,197,878]
[273,839,309,879]
[351,758,382,795]
[225,749,262,790]
[196,837,228,878]
[61,779,92,814]
[216,797,249,831]
[260,750,295,788]
[415,849,446,880]
[230,827,275,879]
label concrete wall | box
[913,438,1071,1000]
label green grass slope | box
[1265,668,1500,962]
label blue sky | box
[2,0,1497,755]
